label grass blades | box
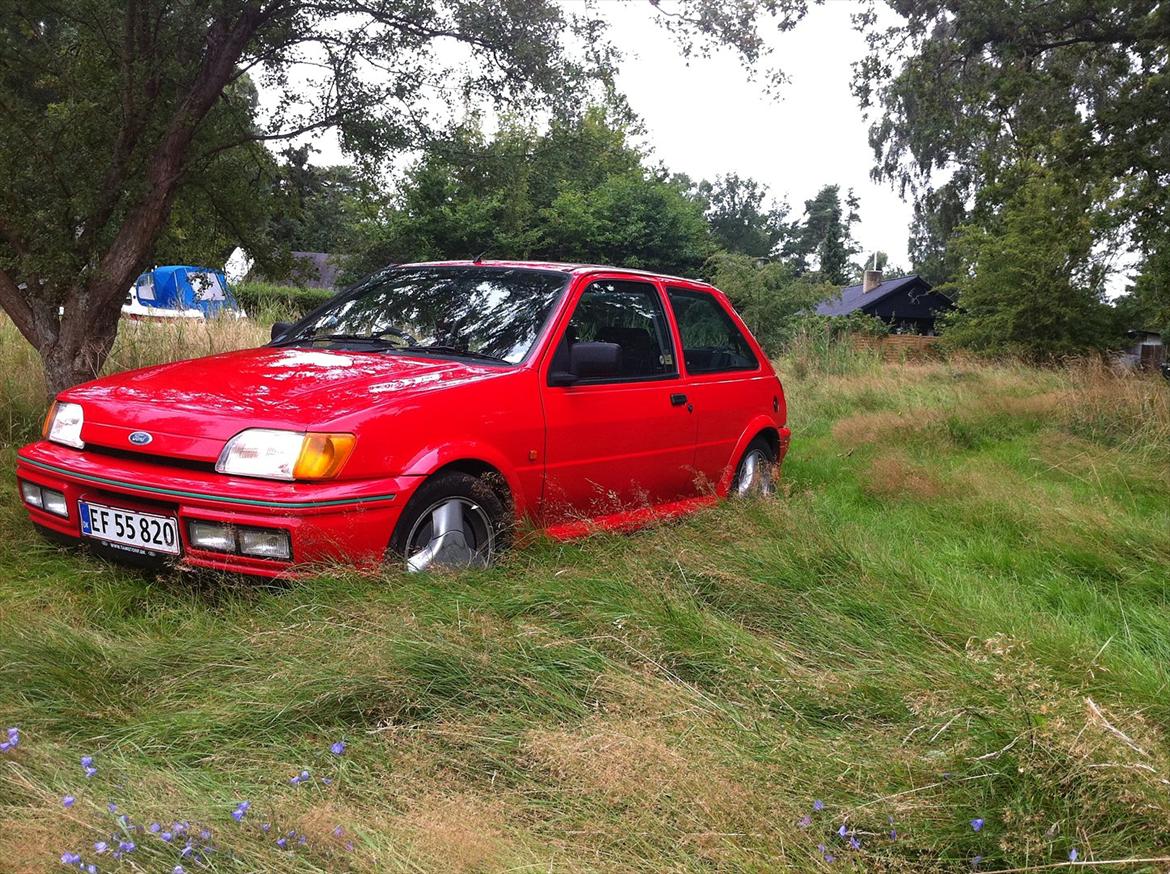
[1,316,1169,871]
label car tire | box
[388,470,509,572]
[731,436,777,498]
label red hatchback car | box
[16,262,790,577]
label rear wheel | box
[389,471,508,572]
[731,436,777,497]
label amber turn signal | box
[293,433,356,480]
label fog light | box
[41,488,68,518]
[19,480,43,508]
[188,520,234,552]
[238,527,291,561]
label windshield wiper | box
[407,345,508,363]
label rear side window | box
[666,288,758,374]
[556,279,677,380]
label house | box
[815,270,954,335]
[248,251,344,290]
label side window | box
[553,279,677,381]
[666,288,758,374]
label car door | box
[665,286,768,490]
[540,276,698,523]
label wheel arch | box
[719,416,783,495]
[400,441,525,516]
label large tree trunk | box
[37,287,126,399]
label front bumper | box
[16,441,417,578]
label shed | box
[815,271,954,335]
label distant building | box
[1119,329,1165,372]
[816,270,954,335]
[250,251,344,290]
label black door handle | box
[670,393,687,406]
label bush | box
[234,282,336,322]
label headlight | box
[215,429,355,481]
[43,402,85,449]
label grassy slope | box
[1,324,1169,871]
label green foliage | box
[234,282,335,323]
[345,108,714,278]
[782,184,861,284]
[698,173,792,258]
[940,163,1117,360]
[703,252,838,353]
[266,146,375,255]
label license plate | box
[79,501,181,556]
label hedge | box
[234,282,336,322]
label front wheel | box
[731,436,777,497]
[388,471,509,572]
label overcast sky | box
[606,0,913,269]
[283,0,915,269]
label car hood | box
[61,347,506,462]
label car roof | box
[401,259,715,288]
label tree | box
[784,185,860,285]
[0,0,808,396]
[854,0,1170,331]
[940,162,1116,360]
[698,173,792,258]
[268,145,372,254]
[344,108,713,278]
[703,252,835,352]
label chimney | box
[862,268,883,294]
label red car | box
[16,262,790,577]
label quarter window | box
[666,288,758,373]
[553,280,677,381]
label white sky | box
[278,0,916,268]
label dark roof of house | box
[290,251,342,289]
[815,274,935,316]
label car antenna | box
[473,250,488,264]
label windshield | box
[280,266,570,364]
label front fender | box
[399,440,533,516]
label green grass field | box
[1,318,1169,872]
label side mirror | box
[571,341,622,379]
[270,321,293,343]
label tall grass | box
[1,316,1169,870]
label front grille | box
[82,443,217,473]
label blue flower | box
[813,799,824,811]
[85,865,96,874]
[276,837,287,849]
[0,742,9,752]
[889,828,897,840]
[1069,848,1079,862]
[332,825,345,837]
[798,815,812,828]
[63,796,75,808]
[173,867,185,874]
[118,840,135,853]
[970,818,984,832]
[148,823,160,834]
[837,824,847,838]
[261,823,271,833]
[61,851,81,865]
[331,740,346,756]
[231,800,250,822]
[94,841,108,854]
[160,832,173,843]
[84,766,98,779]
[80,756,93,767]
[106,802,116,813]
[971,855,983,870]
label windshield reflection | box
[283,266,570,364]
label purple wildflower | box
[199,829,210,840]
[1069,848,1079,862]
[84,766,98,779]
[971,855,983,870]
[837,824,847,838]
[261,823,271,833]
[80,756,93,767]
[332,825,344,838]
[890,828,897,840]
[849,837,861,851]
[798,814,812,828]
[173,868,185,874]
[106,802,116,813]
[970,818,984,832]
[63,796,75,808]
[85,865,97,874]
[118,841,135,853]
[94,841,109,854]
[813,799,824,811]
[61,852,82,865]
[345,840,354,852]
[148,823,160,834]
[276,837,287,849]
[0,742,9,752]
[322,777,333,785]
[331,740,346,756]
[160,832,173,843]
[231,800,250,822]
